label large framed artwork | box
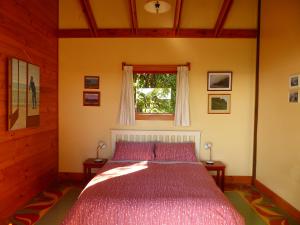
[8,58,40,130]
[207,71,232,91]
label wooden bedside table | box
[202,161,225,192]
[83,158,108,181]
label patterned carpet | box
[8,183,74,225]
[225,185,299,225]
[7,183,299,225]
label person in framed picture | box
[29,75,37,109]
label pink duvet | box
[62,161,244,225]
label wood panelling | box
[0,0,58,221]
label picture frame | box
[83,91,100,106]
[8,57,40,130]
[289,74,299,89]
[84,76,99,89]
[289,90,299,103]
[207,71,232,91]
[208,94,231,114]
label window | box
[133,72,176,120]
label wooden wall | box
[0,0,58,220]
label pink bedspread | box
[62,161,244,225]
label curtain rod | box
[122,62,191,71]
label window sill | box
[135,113,174,121]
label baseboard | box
[255,179,300,223]
[225,176,252,185]
[58,172,84,182]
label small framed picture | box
[289,74,299,89]
[84,76,99,89]
[208,94,231,114]
[289,90,298,103]
[83,91,100,106]
[208,71,232,91]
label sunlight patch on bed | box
[84,161,148,190]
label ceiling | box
[59,0,258,38]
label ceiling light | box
[144,0,171,14]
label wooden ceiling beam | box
[218,29,257,38]
[214,0,233,37]
[79,0,98,37]
[173,0,184,34]
[58,28,257,38]
[128,0,138,33]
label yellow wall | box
[59,38,256,175]
[257,0,300,210]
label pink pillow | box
[112,141,154,161]
[154,143,197,161]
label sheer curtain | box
[174,66,190,126]
[119,66,135,125]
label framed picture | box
[289,90,299,103]
[208,94,231,114]
[8,58,40,130]
[289,74,299,89]
[207,71,232,91]
[84,76,99,89]
[83,91,100,106]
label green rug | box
[226,191,267,225]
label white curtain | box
[119,66,135,125]
[174,66,190,126]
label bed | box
[61,130,244,225]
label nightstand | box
[83,158,108,181]
[202,160,225,192]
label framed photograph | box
[83,91,100,106]
[208,94,231,114]
[289,74,299,89]
[289,90,299,103]
[208,71,232,91]
[8,58,40,130]
[84,76,99,89]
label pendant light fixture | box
[144,0,171,14]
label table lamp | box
[94,141,106,162]
[204,142,214,164]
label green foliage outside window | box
[133,73,176,114]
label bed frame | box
[111,129,201,160]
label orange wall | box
[257,0,300,210]
[59,38,256,175]
[0,0,58,220]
